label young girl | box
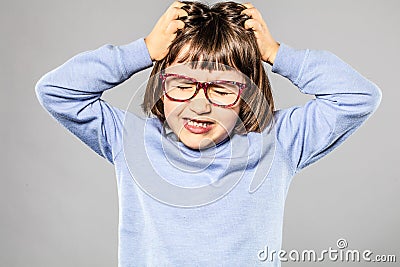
[35,1,381,266]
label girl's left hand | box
[241,3,280,65]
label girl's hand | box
[241,3,280,65]
[145,1,188,61]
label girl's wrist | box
[265,42,280,65]
[144,37,155,61]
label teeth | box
[188,120,210,128]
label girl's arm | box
[271,44,382,173]
[242,3,382,173]
[35,2,187,164]
[35,38,153,164]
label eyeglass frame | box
[159,72,247,108]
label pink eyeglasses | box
[160,72,246,108]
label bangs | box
[165,16,256,75]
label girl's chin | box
[180,137,216,150]
[172,125,230,150]
[178,132,230,150]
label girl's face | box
[162,62,244,150]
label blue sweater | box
[35,38,381,266]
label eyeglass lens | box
[164,76,240,106]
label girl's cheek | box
[163,99,178,119]
[163,101,186,128]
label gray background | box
[1,0,398,266]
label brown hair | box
[142,1,274,134]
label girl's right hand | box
[145,1,188,61]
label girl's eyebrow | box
[164,67,246,82]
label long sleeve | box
[272,43,382,173]
[35,38,153,164]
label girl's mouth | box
[183,118,214,134]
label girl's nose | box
[188,88,211,114]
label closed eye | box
[213,90,233,95]
[177,85,193,90]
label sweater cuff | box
[271,43,309,86]
[117,37,153,78]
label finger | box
[166,7,188,21]
[169,1,186,9]
[242,2,254,9]
[166,20,185,34]
[176,8,188,19]
[164,1,186,18]
[175,19,185,30]
[241,7,263,21]
[244,19,262,32]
